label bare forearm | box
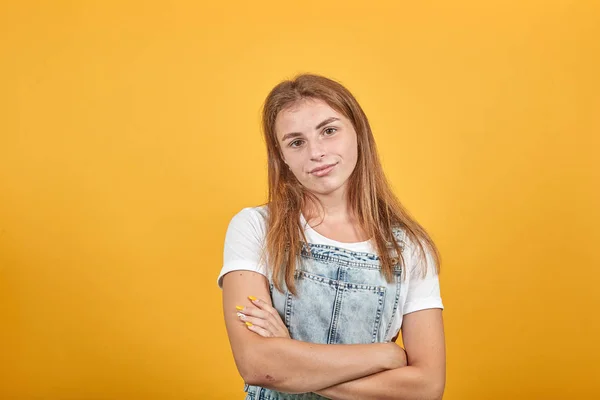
[238,338,399,393]
[315,366,445,400]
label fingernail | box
[245,321,253,326]
[236,306,244,311]
[248,296,257,301]
[237,312,245,319]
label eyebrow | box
[281,117,340,142]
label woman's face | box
[275,98,358,197]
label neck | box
[303,185,354,223]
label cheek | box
[340,135,358,163]
[285,159,306,178]
[284,153,303,170]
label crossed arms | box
[222,270,446,400]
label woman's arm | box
[314,309,446,400]
[222,270,406,393]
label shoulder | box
[228,204,268,225]
[395,228,438,277]
[390,225,408,248]
[226,205,269,237]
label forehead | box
[275,99,345,136]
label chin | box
[307,181,346,196]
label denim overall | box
[244,227,407,400]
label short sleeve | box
[216,207,269,289]
[402,238,444,315]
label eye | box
[289,139,304,148]
[323,127,337,135]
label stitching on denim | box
[299,243,404,272]
[384,273,403,339]
[296,270,386,292]
[371,289,386,343]
[285,290,293,332]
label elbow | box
[241,369,289,392]
[240,366,274,388]
[241,371,265,388]
[238,364,259,386]
[240,366,287,391]
[405,384,443,400]
[236,344,283,389]
[429,388,444,400]
[231,336,266,385]
[425,377,445,400]
[234,338,300,393]
[408,368,445,400]
[236,347,264,386]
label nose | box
[308,141,326,161]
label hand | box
[236,296,291,339]
[387,342,408,369]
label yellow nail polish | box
[236,306,244,311]
[245,321,253,326]
[248,296,257,301]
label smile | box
[311,163,337,177]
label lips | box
[310,163,337,174]
[310,163,337,177]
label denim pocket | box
[287,270,386,344]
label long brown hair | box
[258,73,440,295]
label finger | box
[238,311,289,339]
[248,296,282,320]
[245,321,272,338]
[240,315,277,335]
[249,297,288,334]
[237,306,270,320]
[240,301,286,336]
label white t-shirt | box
[217,205,444,342]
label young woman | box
[218,74,446,400]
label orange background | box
[1,1,598,399]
